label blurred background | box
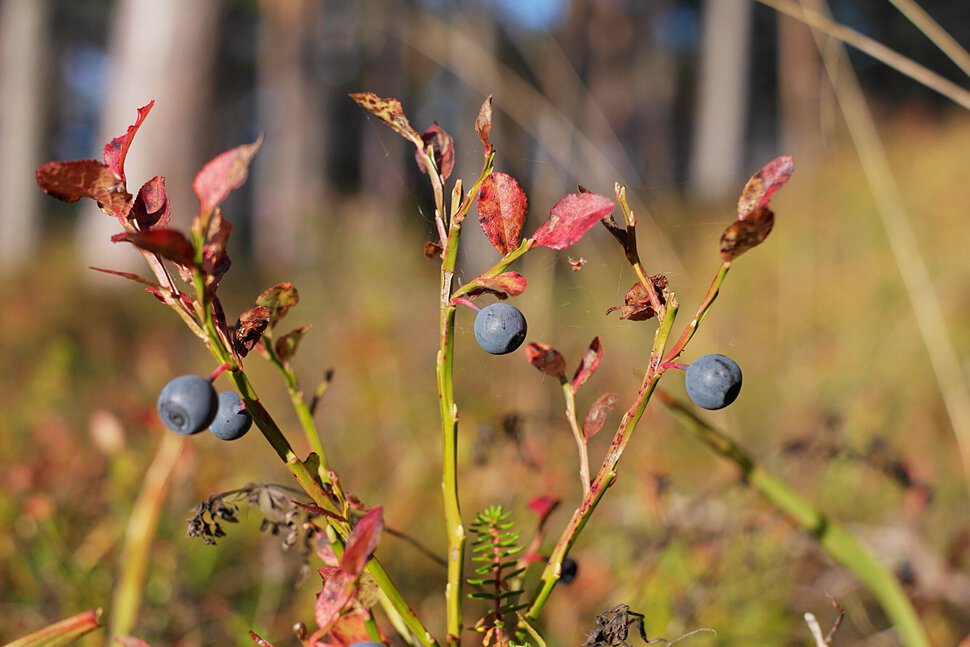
[2,0,970,645]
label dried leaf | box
[526,495,560,526]
[349,92,423,147]
[112,229,196,267]
[720,205,775,261]
[737,155,794,219]
[131,176,169,230]
[463,271,527,300]
[571,337,602,392]
[478,172,528,255]
[424,240,443,259]
[275,324,312,361]
[525,342,567,380]
[103,101,154,183]
[415,122,455,180]
[315,568,356,634]
[255,282,299,328]
[202,209,232,288]
[233,306,270,357]
[583,393,618,441]
[532,192,613,250]
[193,136,263,213]
[88,266,161,289]
[606,276,670,321]
[475,95,493,156]
[36,159,130,217]
[600,214,628,248]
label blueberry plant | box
[29,94,928,646]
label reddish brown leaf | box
[88,266,161,289]
[315,569,356,635]
[247,631,275,647]
[526,495,560,526]
[475,95,494,156]
[36,159,130,217]
[193,136,263,213]
[103,101,154,183]
[463,271,527,300]
[571,337,602,392]
[201,209,232,288]
[233,306,270,357]
[737,155,794,219]
[349,92,423,147]
[341,506,383,577]
[415,122,455,180]
[583,392,618,441]
[275,324,312,361]
[113,229,196,267]
[606,276,670,321]
[525,342,567,380]
[424,240,443,259]
[720,205,775,261]
[255,282,299,328]
[478,172,527,255]
[131,176,170,230]
[330,612,376,645]
[532,192,614,250]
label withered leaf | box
[193,136,263,213]
[424,240,443,259]
[571,337,602,392]
[720,205,774,261]
[349,92,423,147]
[275,324,312,362]
[463,271,527,300]
[88,266,161,289]
[606,276,670,321]
[255,282,299,328]
[737,155,794,219]
[131,175,170,230]
[583,392,618,441]
[475,95,493,156]
[112,229,196,267]
[525,342,567,380]
[532,192,614,250]
[478,172,528,256]
[202,209,232,289]
[36,159,130,218]
[415,122,455,180]
[233,306,270,357]
[103,101,154,183]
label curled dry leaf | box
[532,192,614,250]
[475,95,493,156]
[256,282,299,328]
[275,324,312,362]
[737,155,794,219]
[478,171,528,256]
[415,122,455,180]
[583,392,618,441]
[35,159,130,218]
[571,337,603,392]
[463,271,527,300]
[606,276,670,321]
[424,240,443,259]
[103,101,154,183]
[525,342,567,380]
[131,176,170,230]
[233,306,271,357]
[720,205,774,261]
[201,209,232,289]
[193,136,263,213]
[111,229,197,267]
[349,92,423,147]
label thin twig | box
[887,0,970,78]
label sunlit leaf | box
[463,271,527,300]
[526,495,560,526]
[112,229,196,267]
[232,306,270,358]
[720,205,775,261]
[606,276,670,321]
[583,392,617,440]
[525,342,566,380]
[341,506,383,577]
[475,95,494,156]
[255,282,299,328]
[36,159,130,218]
[131,176,169,230]
[349,92,422,147]
[737,155,794,219]
[275,324,312,361]
[415,122,455,180]
[571,337,602,392]
[532,192,613,250]
[478,172,528,256]
[103,101,154,183]
[193,136,263,213]
[5,608,102,647]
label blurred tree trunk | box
[0,0,50,273]
[690,0,753,201]
[777,11,825,163]
[78,0,220,274]
[254,0,326,270]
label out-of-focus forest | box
[3,0,970,645]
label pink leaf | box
[463,271,527,300]
[112,228,196,266]
[341,506,383,577]
[532,192,613,250]
[583,392,618,441]
[415,122,455,180]
[476,95,493,156]
[36,159,130,218]
[103,101,154,183]
[525,342,566,380]
[131,176,169,230]
[193,136,263,213]
[527,495,560,525]
[315,569,356,632]
[737,155,794,219]
[89,266,162,289]
[349,92,423,147]
[478,172,528,255]
[571,337,602,392]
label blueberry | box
[157,375,218,435]
[474,303,527,355]
[560,556,578,584]
[684,353,742,410]
[209,391,253,441]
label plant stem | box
[561,381,591,498]
[658,392,929,647]
[663,262,730,363]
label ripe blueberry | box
[209,391,253,441]
[684,353,742,410]
[157,375,218,435]
[560,556,579,584]
[474,302,527,355]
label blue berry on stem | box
[474,302,527,355]
[209,391,253,441]
[684,354,742,410]
[560,556,579,584]
[157,375,218,435]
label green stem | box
[658,392,929,647]
[561,381,591,498]
[664,262,731,363]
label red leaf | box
[415,122,455,180]
[525,342,566,380]
[232,306,271,358]
[349,92,422,147]
[275,324,312,361]
[247,631,275,647]
[478,172,527,255]
[113,229,196,266]
[527,494,560,525]
[103,101,154,183]
[131,176,169,230]
[88,266,162,289]
[463,271,527,300]
[202,209,232,288]
[571,337,602,392]
[720,205,775,261]
[341,506,383,577]
[193,136,263,213]
[606,276,670,321]
[476,95,494,156]
[36,159,130,217]
[255,282,300,328]
[330,612,377,645]
[315,569,356,636]
[737,155,794,219]
[583,392,618,441]
[532,192,613,250]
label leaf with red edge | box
[89,266,162,289]
[720,205,775,261]
[737,155,794,219]
[201,209,232,288]
[275,324,312,361]
[476,95,493,156]
[193,136,263,213]
[583,392,617,441]
[112,229,196,267]
[341,506,383,577]
[415,122,455,180]
[6,608,103,647]
[255,282,299,328]
[103,101,154,183]
[532,192,614,250]
[315,569,357,636]
[463,271,527,300]
[36,159,130,217]
[478,172,527,255]
[571,337,602,392]
[526,495,560,527]
[131,176,170,230]
[117,637,153,647]
[525,342,566,380]
[247,631,275,647]
[349,92,423,147]
[606,276,670,321]
[232,306,270,358]
[292,500,345,524]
